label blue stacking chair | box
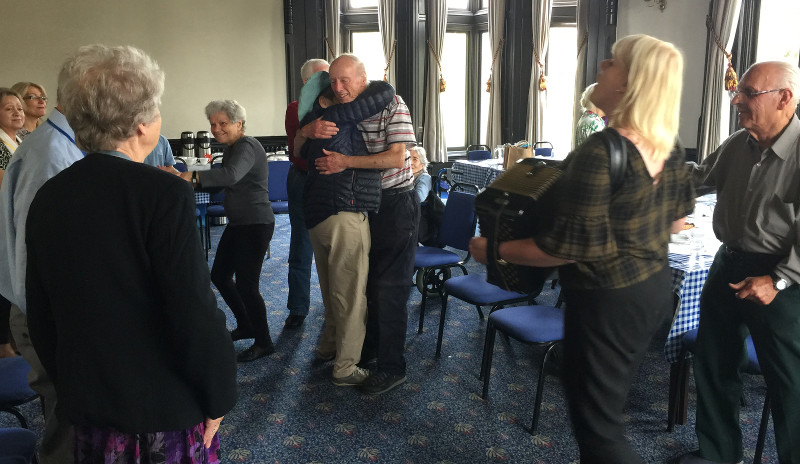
[436,273,537,357]
[677,330,769,464]
[172,160,208,255]
[0,428,38,464]
[0,357,39,430]
[480,305,565,434]
[466,144,491,161]
[413,189,478,334]
[268,160,291,214]
[204,163,227,253]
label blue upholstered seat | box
[0,357,38,429]
[268,160,291,214]
[480,305,564,434]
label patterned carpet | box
[2,213,777,463]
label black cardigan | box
[26,153,238,433]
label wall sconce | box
[644,0,667,11]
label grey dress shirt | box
[693,115,800,284]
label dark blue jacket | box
[301,80,395,228]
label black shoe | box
[237,343,275,362]
[283,315,306,330]
[359,371,406,395]
[230,327,256,341]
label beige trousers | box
[308,212,370,378]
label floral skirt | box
[73,422,220,464]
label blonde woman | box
[470,34,694,462]
[10,82,47,140]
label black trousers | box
[562,266,672,464]
[211,223,275,347]
[0,294,10,344]
[362,189,419,375]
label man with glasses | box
[676,61,800,463]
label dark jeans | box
[211,223,275,347]
[695,246,800,463]
[287,166,313,316]
[562,266,672,464]
[362,189,419,375]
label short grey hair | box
[580,83,598,112]
[759,61,800,107]
[410,146,428,171]
[205,100,247,132]
[300,59,329,82]
[333,53,367,80]
[59,44,164,152]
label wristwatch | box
[771,273,789,291]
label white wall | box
[0,0,286,138]
[617,0,710,147]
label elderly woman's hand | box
[469,237,489,265]
[178,171,193,183]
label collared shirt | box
[536,133,695,290]
[0,109,84,311]
[693,114,800,284]
[358,95,417,190]
[143,135,176,167]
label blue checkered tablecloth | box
[450,160,504,189]
[664,252,714,362]
[195,192,209,205]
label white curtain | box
[423,0,447,162]
[378,0,396,85]
[571,0,590,150]
[325,0,341,62]
[526,0,552,144]
[697,0,741,161]
[485,0,505,150]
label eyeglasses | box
[23,95,47,102]
[728,88,784,100]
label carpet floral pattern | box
[2,214,777,463]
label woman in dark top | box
[471,34,695,463]
[25,44,238,463]
[181,100,275,363]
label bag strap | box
[600,127,627,193]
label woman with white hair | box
[409,146,431,202]
[574,83,606,147]
[181,99,276,363]
[25,44,238,463]
[471,34,694,462]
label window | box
[441,33,469,147]
[756,0,800,62]
[544,26,578,156]
[347,0,378,9]
[351,31,386,81]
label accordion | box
[475,159,562,295]
[475,128,628,294]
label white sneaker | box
[332,367,370,386]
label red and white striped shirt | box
[358,95,417,190]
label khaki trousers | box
[309,212,370,378]
[10,305,74,463]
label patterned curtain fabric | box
[526,0,553,144]
[325,0,341,61]
[423,0,448,162]
[697,0,742,161]
[485,0,505,150]
[571,0,590,151]
[378,0,396,85]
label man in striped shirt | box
[315,54,418,395]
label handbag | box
[503,143,533,170]
[476,128,627,294]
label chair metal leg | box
[418,278,428,334]
[531,342,559,435]
[481,324,497,398]
[436,291,449,357]
[476,305,484,320]
[1,406,29,428]
[667,359,690,431]
[753,395,770,464]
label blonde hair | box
[610,34,683,162]
[580,83,598,112]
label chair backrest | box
[268,160,291,202]
[173,159,188,172]
[467,150,492,161]
[438,190,477,251]
[208,162,225,203]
